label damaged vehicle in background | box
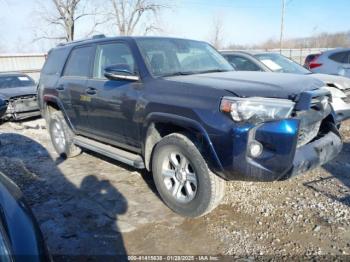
[0,73,40,121]
[221,51,350,122]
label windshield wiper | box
[195,69,231,74]
[161,71,198,77]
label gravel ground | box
[0,118,349,259]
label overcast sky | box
[0,0,349,53]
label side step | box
[73,135,145,169]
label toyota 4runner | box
[38,36,343,217]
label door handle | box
[56,85,64,91]
[86,87,97,95]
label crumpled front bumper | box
[216,119,342,182]
[2,95,40,120]
[281,130,342,180]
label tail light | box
[308,54,322,69]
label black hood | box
[165,71,325,100]
[0,85,37,100]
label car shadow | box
[85,149,161,200]
[303,142,350,207]
[0,133,129,261]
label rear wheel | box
[152,133,225,217]
[48,110,81,158]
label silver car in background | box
[306,48,350,78]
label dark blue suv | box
[38,36,343,217]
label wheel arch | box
[142,113,224,176]
[43,95,75,131]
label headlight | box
[220,97,295,124]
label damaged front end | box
[2,95,40,121]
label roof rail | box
[92,34,106,39]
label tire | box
[152,133,225,217]
[48,110,81,158]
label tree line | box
[226,31,350,50]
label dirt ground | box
[0,118,349,259]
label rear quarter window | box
[42,48,68,76]
[329,51,350,64]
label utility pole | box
[279,0,285,53]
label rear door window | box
[64,46,93,77]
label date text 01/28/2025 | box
[127,255,220,261]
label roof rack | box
[57,34,107,47]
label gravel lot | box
[0,118,349,258]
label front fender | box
[142,112,225,177]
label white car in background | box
[305,48,350,78]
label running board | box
[73,135,145,169]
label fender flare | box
[43,95,75,131]
[142,112,224,174]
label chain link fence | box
[247,48,332,65]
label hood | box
[0,85,37,100]
[311,73,350,90]
[165,71,324,99]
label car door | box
[85,42,142,151]
[58,45,94,133]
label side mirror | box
[104,64,139,81]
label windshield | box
[254,53,311,75]
[0,75,35,88]
[136,38,233,77]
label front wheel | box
[152,133,225,217]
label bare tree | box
[34,0,101,42]
[107,0,168,36]
[209,16,224,49]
